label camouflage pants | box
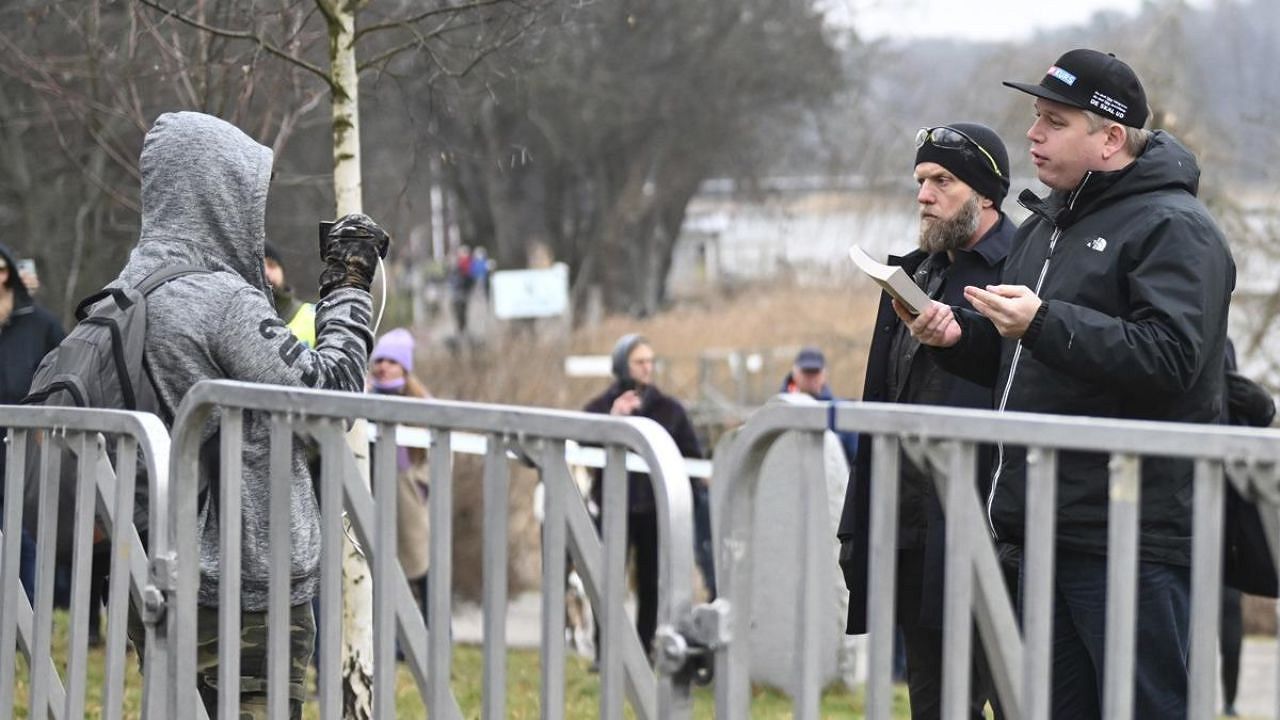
[131,603,315,720]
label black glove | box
[318,213,391,297]
[1226,371,1276,428]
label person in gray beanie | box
[584,334,709,658]
[838,121,1017,718]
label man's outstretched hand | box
[892,299,962,347]
[964,285,1042,338]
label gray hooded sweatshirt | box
[114,111,373,610]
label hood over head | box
[115,111,274,296]
[0,242,32,307]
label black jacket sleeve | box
[930,306,1003,388]
[1020,210,1234,394]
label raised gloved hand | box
[318,213,391,297]
[1226,371,1276,428]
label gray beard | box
[918,193,981,255]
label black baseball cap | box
[1003,49,1148,129]
[794,347,826,372]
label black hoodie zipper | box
[985,172,1093,539]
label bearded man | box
[837,122,1016,719]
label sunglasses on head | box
[915,126,1004,179]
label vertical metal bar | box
[373,423,399,720]
[599,445,627,720]
[1102,453,1141,720]
[941,441,975,720]
[866,434,901,720]
[102,436,137,720]
[218,411,244,720]
[1188,460,1224,720]
[540,440,568,720]
[794,430,826,720]
[30,435,63,720]
[0,428,27,720]
[318,421,345,720]
[481,434,510,720]
[713,439,756,720]
[427,431,455,719]
[166,417,200,720]
[266,415,292,720]
[64,433,97,720]
[1022,447,1057,720]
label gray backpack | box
[21,264,208,556]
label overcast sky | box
[823,0,1211,41]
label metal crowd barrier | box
[1,407,173,720]
[164,379,718,720]
[713,400,1280,720]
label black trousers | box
[1221,586,1243,708]
[900,623,1002,720]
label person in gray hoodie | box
[118,111,388,718]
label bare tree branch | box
[354,0,517,40]
[132,0,338,93]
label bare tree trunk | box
[321,1,374,716]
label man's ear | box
[1100,122,1129,161]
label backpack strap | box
[135,264,209,295]
[73,264,209,321]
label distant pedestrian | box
[0,243,65,605]
[367,328,432,624]
[583,334,709,655]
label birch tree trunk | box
[321,1,374,716]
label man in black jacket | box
[0,244,66,603]
[902,50,1235,718]
[838,122,1015,719]
[584,333,705,655]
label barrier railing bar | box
[600,444,627,720]
[64,433,97,719]
[219,411,244,720]
[794,430,826,720]
[941,441,976,720]
[1188,460,1225,720]
[0,428,27,719]
[102,436,138,720]
[865,434,901,720]
[266,415,292,720]
[539,439,568,720]
[316,419,345,720]
[373,422,398,720]
[1022,447,1057,720]
[481,434,510,720]
[30,437,62,720]
[1102,454,1141,720]
[428,431,455,720]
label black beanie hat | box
[264,242,284,269]
[611,333,648,382]
[914,122,1011,206]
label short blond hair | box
[1083,109,1150,157]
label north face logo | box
[1086,237,1108,252]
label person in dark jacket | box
[780,346,859,464]
[0,244,65,604]
[583,333,705,655]
[1218,340,1275,717]
[902,50,1235,718]
[837,122,1015,719]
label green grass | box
[16,611,914,718]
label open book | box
[848,245,931,315]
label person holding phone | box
[0,244,65,607]
[583,333,709,657]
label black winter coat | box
[936,131,1235,567]
[838,214,1015,634]
[0,243,66,499]
[583,381,702,513]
